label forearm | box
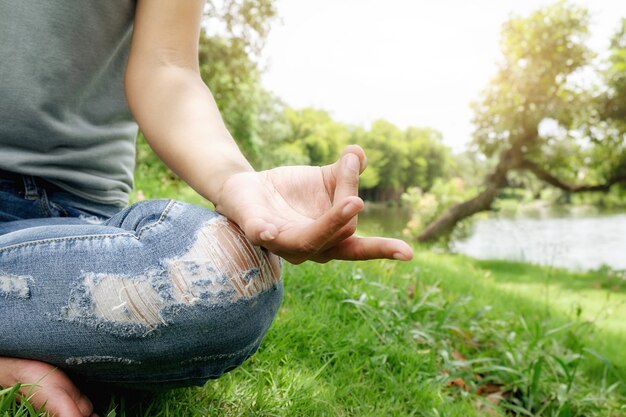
[126,65,253,205]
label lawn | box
[3,251,625,416]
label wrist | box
[208,160,255,210]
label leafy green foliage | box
[205,0,277,58]
[471,1,626,188]
[269,108,351,167]
[357,120,452,200]
[590,18,626,184]
[603,19,626,124]
[472,1,593,158]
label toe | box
[76,392,94,417]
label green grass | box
[0,384,46,417]
[4,252,626,416]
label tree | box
[404,127,450,190]
[361,120,409,200]
[417,3,626,242]
[358,121,451,201]
[280,108,351,166]
[204,0,277,59]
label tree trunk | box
[520,160,626,192]
[416,146,519,242]
[416,184,502,241]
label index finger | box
[269,196,364,258]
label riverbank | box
[5,251,623,416]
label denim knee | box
[64,203,284,386]
[0,200,283,387]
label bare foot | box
[0,357,96,417]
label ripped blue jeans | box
[0,170,283,388]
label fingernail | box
[393,252,409,261]
[344,153,360,173]
[260,230,275,241]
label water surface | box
[453,213,626,271]
[358,202,626,271]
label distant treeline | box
[256,108,453,201]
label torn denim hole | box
[60,271,169,337]
[0,274,31,299]
[58,216,282,338]
[166,217,282,301]
[66,356,140,365]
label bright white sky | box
[260,0,626,151]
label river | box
[358,203,626,271]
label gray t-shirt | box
[0,1,138,206]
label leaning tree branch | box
[519,160,626,192]
[416,185,502,242]
[416,145,519,242]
